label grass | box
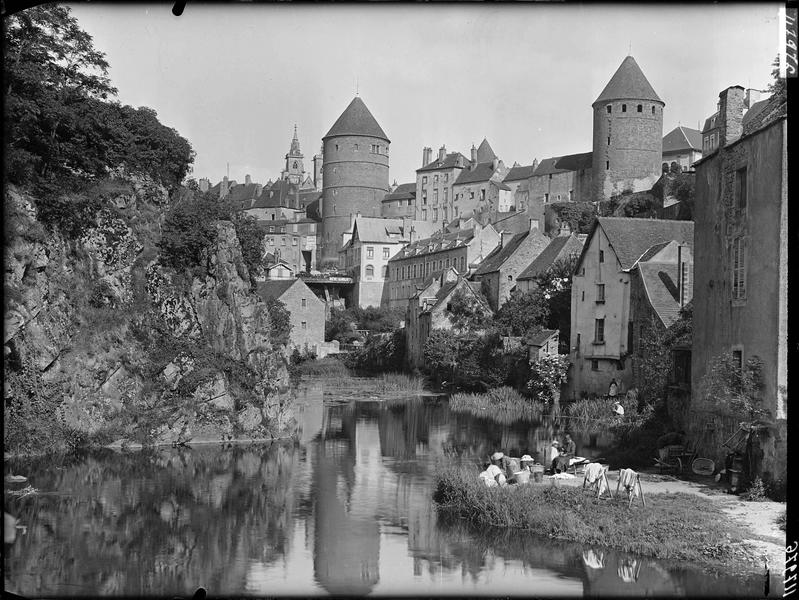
[293,357,350,377]
[433,465,760,572]
[450,387,546,424]
[373,372,427,394]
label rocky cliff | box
[4,179,293,454]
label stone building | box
[405,271,490,370]
[338,215,433,308]
[515,233,584,294]
[258,218,318,274]
[320,97,390,268]
[471,225,551,311]
[451,139,509,220]
[386,223,500,310]
[661,126,702,173]
[502,162,538,212]
[528,152,594,206]
[256,278,325,356]
[690,83,787,482]
[568,217,693,398]
[381,182,416,218]
[415,146,470,224]
[591,55,665,200]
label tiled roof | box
[418,152,469,173]
[323,96,389,142]
[526,328,559,347]
[503,164,537,182]
[474,229,548,275]
[454,162,499,185]
[352,216,406,243]
[256,279,297,301]
[583,217,694,272]
[517,234,584,280]
[391,228,476,261]
[533,152,592,176]
[593,56,663,104]
[662,126,702,154]
[383,182,416,202]
[637,262,683,327]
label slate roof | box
[662,126,702,154]
[418,152,469,173]
[391,228,476,261]
[256,279,297,301]
[533,152,592,176]
[474,230,544,275]
[526,328,559,347]
[351,216,406,243]
[702,112,719,134]
[637,262,682,327]
[517,234,584,280]
[454,162,499,185]
[475,138,497,163]
[323,96,389,142]
[503,164,537,182]
[383,183,416,202]
[593,56,663,105]
[741,98,770,130]
[580,217,694,272]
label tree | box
[447,289,490,332]
[699,353,766,423]
[158,191,229,272]
[494,290,549,336]
[325,307,359,343]
[527,354,570,405]
[264,297,291,349]
[550,202,597,234]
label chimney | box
[744,88,762,109]
[529,218,538,232]
[470,144,477,166]
[245,174,252,185]
[718,86,745,147]
[677,243,692,308]
[255,184,263,196]
[422,146,432,167]
[492,158,499,171]
[501,230,515,248]
[438,145,446,161]
[456,155,464,168]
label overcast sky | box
[69,3,780,186]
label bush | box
[742,477,769,502]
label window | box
[599,250,604,263]
[557,194,561,201]
[444,188,448,202]
[354,143,359,151]
[383,247,390,259]
[367,246,374,259]
[607,136,611,145]
[422,194,427,205]
[622,104,627,112]
[637,104,642,112]
[445,257,450,268]
[736,167,747,211]
[591,359,600,371]
[413,264,417,278]
[433,208,438,222]
[335,144,339,151]
[732,349,743,372]
[652,106,656,114]
[606,161,610,170]
[569,189,574,201]
[434,174,439,183]
[732,236,746,300]
[301,321,307,330]
[292,237,297,246]
[434,189,439,203]
[454,206,459,217]
[365,264,374,278]
[469,191,475,200]
[381,265,387,278]
[422,209,427,220]
[507,274,513,282]
[672,349,691,386]
[581,290,585,301]
[544,193,549,203]
[594,318,605,343]
[444,173,449,182]
[423,176,428,184]
[443,207,448,221]
[281,237,286,246]
[460,256,465,271]
[596,284,605,302]
[606,105,612,113]
[402,266,406,279]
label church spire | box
[289,124,302,156]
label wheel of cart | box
[653,444,685,474]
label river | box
[3,376,766,597]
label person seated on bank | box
[562,433,576,457]
[486,452,508,486]
[478,462,499,487]
[608,378,619,399]
[612,400,625,417]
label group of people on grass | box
[478,433,589,487]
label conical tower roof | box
[593,56,663,105]
[323,96,390,142]
[475,138,497,162]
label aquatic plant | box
[433,466,757,571]
[449,387,546,425]
[293,357,350,377]
[374,372,427,394]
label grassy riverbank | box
[433,466,764,573]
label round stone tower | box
[591,55,664,201]
[320,97,390,268]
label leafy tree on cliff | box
[264,297,291,349]
[158,192,228,272]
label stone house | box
[528,152,594,207]
[451,139,509,220]
[405,270,490,370]
[381,182,416,219]
[262,257,294,280]
[661,126,702,173]
[415,146,470,224]
[516,234,585,294]
[526,329,560,362]
[338,215,433,308]
[503,162,538,211]
[471,224,551,311]
[258,218,318,275]
[691,83,787,482]
[386,222,500,310]
[256,278,325,356]
[568,217,693,398]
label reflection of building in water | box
[378,400,430,459]
[312,403,380,595]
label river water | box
[4,377,766,597]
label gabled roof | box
[578,217,694,272]
[533,152,592,176]
[352,216,406,244]
[517,234,584,280]
[256,279,298,301]
[323,96,389,142]
[662,126,702,154]
[526,328,559,347]
[637,262,683,327]
[418,152,469,173]
[391,226,482,261]
[503,164,537,182]
[454,161,500,185]
[474,230,545,275]
[383,183,416,202]
[593,55,663,105]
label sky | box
[69,3,781,186]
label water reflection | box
[4,378,767,597]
